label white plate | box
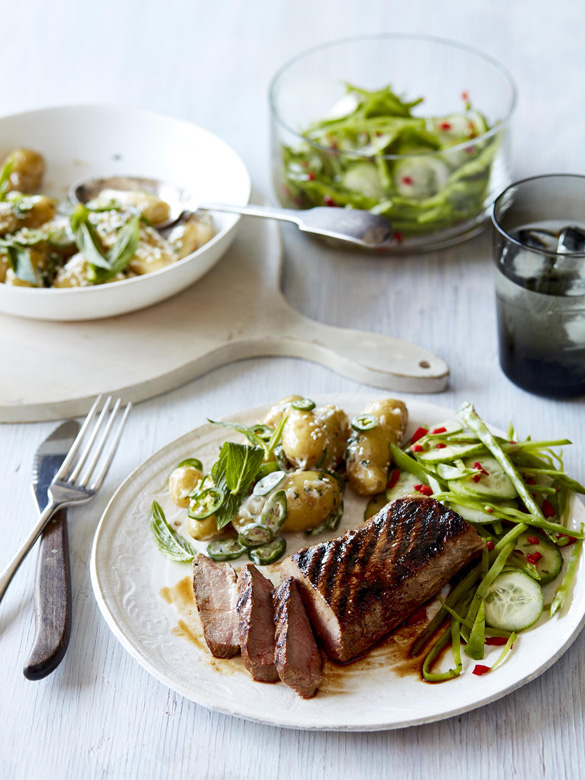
[0,105,250,320]
[91,394,585,731]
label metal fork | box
[0,395,131,605]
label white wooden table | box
[1,1,584,778]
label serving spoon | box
[71,176,393,250]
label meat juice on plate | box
[495,220,585,397]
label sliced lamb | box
[192,553,239,658]
[273,577,323,699]
[280,496,485,663]
[236,564,278,682]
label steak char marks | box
[280,496,484,663]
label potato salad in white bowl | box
[0,105,250,321]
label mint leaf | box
[5,244,38,285]
[150,500,196,562]
[70,204,111,270]
[207,419,266,450]
[208,416,287,459]
[211,442,264,530]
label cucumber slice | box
[426,420,463,437]
[385,470,421,502]
[342,162,385,199]
[450,502,497,524]
[450,498,516,524]
[484,571,544,631]
[418,442,484,463]
[514,531,563,585]
[394,157,449,198]
[455,455,517,500]
[364,493,387,521]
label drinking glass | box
[491,175,585,397]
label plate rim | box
[90,393,585,731]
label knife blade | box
[23,420,80,681]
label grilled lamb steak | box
[236,564,278,682]
[280,496,484,663]
[192,554,239,658]
[273,577,323,698]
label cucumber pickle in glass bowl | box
[269,34,516,252]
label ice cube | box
[510,248,552,280]
[513,228,559,252]
[557,226,585,254]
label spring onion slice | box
[351,414,379,432]
[177,458,203,471]
[291,398,316,411]
[188,487,225,520]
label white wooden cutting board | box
[1,216,449,423]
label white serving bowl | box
[0,105,251,320]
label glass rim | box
[268,33,517,162]
[491,173,585,258]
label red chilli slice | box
[487,540,494,551]
[387,470,400,490]
[431,426,447,434]
[526,552,543,565]
[413,484,433,497]
[411,444,424,453]
[472,461,489,483]
[485,637,508,646]
[542,500,556,518]
[526,536,540,545]
[472,665,491,676]
[411,427,429,445]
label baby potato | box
[169,465,204,508]
[53,253,92,288]
[261,395,303,428]
[18,194,57,229]
[281,404,349,470]
[315,405,350,469]
[187,514,220,541]
[0,202,19,235]
[89,188,171,225]
[281,407,327,469]
[167,212,214,259]
[0,251,9,283]
[282,470,342,532]
[346,398,408,496]
[3,148,45,192]
[127,226,175,275]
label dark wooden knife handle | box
[23,508,72,680]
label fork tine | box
[88,401,132,492]
[68,396,112,483]
[78,397,121,487]
[54,395,103,481]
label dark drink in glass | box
[492,177,585,398]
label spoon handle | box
[196,202,302,225]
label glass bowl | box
[269,34,516,253]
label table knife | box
[23,420,80,680]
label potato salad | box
[0,148,214,288]
[152,395,408,566]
